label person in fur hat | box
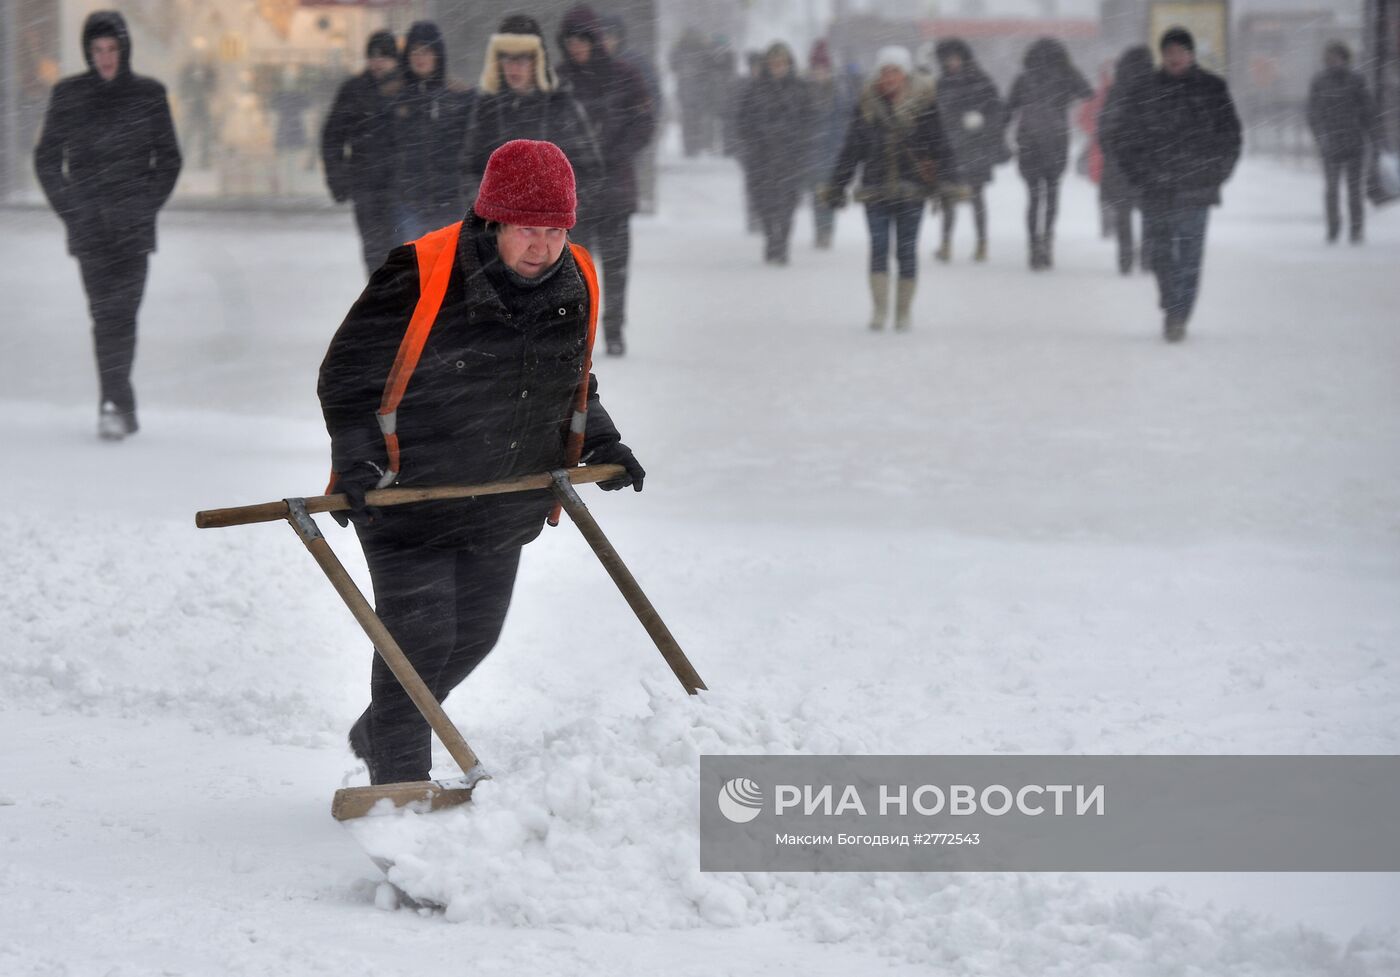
[319,139,645,786]
[821,45,951,332]
[466,14,602,206]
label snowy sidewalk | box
[1,154,1397,975]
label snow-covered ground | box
[2,152,1397,975]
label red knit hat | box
[473,139,577,229]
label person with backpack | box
[33,10,182,441]
[318,140,645,786]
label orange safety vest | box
[329,221,600,526]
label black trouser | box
[1025,173,1061,244]
[356,535,522,783]
[77,251,149,417]
[572,213,632,343]
[940,186,987,245]
[353,193,401,274]
[1323,153,1364,238]
[1113,199,1149,270]
[757,183,799,260]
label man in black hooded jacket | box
[556,4,656,356]
[322,30,403,273]
[391,21,474,240]
[34,10,182,439]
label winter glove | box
[586,442,646,492]
[329,461,387,527]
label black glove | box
[330,461,386,527]
[588,442,645,492]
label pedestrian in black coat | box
[466,16,602,206]
[1006,37,1091,269]
[321,31,403,273]
[555,4,656,356]
[391,21,473,241]
[932,38,1006,263]
[1100,27,1241,341]
[1097,45,1155,274]
[805,40,856,249]
[33,10,181,440]
[735,42,814,265]
[1307,42,1378,243]
[319,140,644,785]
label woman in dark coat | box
[1097,45,1156,274]
[391,20,474,240]
[931,38,1005,263]
[735,42,814,264]
[33,10,181,440]
[1006,37,1091,269]
[319,141,644,785]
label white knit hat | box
[874,45,913,75]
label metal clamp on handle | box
[284,498,323,542]
[550,468,588,509]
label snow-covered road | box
[1,153,1397,975]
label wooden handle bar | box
[195,464,626,529]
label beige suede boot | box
[894,277,916,332]
[868,272,890,331]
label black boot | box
[348,707,379,783]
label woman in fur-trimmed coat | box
[824,46,951,332]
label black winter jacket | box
[33,11,181,257]
[557,48,656,217]
[828,80,952,204]
[319,216,623,551]
[1307,66,1377,160]
[1006,58,1091,179]
[735,71,815,201]
[935,64,1006,187]
[321,70,400,202]
[392,24,473,227]
[1102,65,1242,208]
[466,88,603,189]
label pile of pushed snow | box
[345,687,1398,975]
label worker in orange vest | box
[317,139,645,785]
